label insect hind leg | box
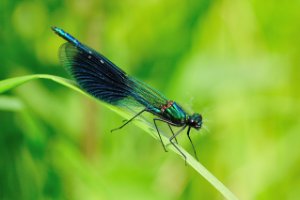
[153,118,188,164]
[111,109,146,132]
[168,125,188,165]
[168,124,178,144]
[153,118,168,152]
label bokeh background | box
[1,0,300,199]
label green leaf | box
[0,74,238,200]
[0,95,24,111]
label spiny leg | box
[111,109,146,132]
[153,118,168,152]
[187,127,199,161]
[168,124,178,144]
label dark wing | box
[59,42,168,110]
[59,43,131,104]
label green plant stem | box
[0,74,238,200]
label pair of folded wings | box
[59,42,168,112]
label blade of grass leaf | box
[0,74,238,200]
[0,95,24,111]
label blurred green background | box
[1,0,300,199]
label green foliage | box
[0,75,237,200]
[1,0,300,199]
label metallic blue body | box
[52,27,80,47]
[52,26,194,127]
[52,26,203,162]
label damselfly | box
[52,27,203,162]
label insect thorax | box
[160,101,187,125]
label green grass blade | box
[0,74,238,200]
[0,95,24,111]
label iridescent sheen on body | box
[52,26,203,162]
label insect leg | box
[167,124,178,144]
[187,127,199,161]
[153,118,168,152]
[111,109,147,132]
[153,118,187,164]
[169,125,187,164]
